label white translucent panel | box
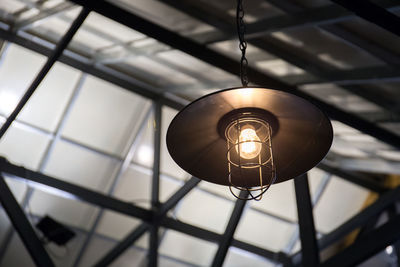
[291,240,301,254]
[123,56,198,85]
[198,181,237,201]
[317,53,352,69]
[333,135,389,156]
[62,75,150,156]
[175,189,234,234]
[250,179,298,222]
[132,113,154,168]
[1,235,35,267]
[96,210,148,249]
[256,59,305,76]
[271,32,304,47]
[314,176,370,233]
[158,256,191,267]
[160,106,190,180]
[113,0,214,35]
[301,84,384,113]
[159,230,218,266]
[0,122,51,170]
[112,165,151,208]
[157,50,237,83]
[331,120,361,136]
[17,63,81,132]
[32,7,115,49]
[334,158,400,175]
[377,150,400,161]
[78,236,146,267]
[0,0,25,13]
[0,44,45,117]
[308,168,328,199]
[5,177,28,203]
[29,190,99,230]
[43,140,119,192]
[223,247,275,267]
[330,137,370,158]
[46,231,87,267]
[75,12,144,43]
[159,176,182,203]
[235,209,296,252]
[29,7,81,42]
[111,246,147,267]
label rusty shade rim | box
[166,86,333,186]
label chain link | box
[236,0,248,87]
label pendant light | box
[166,0,333,200]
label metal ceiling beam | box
[12,2,75,31]
[330,0,400,37]
[293,66,400,86]
[211,191,249,267]
[162,0,399,43]
[284,172,331,254]
[262,0,400,69]
[68,0,400,152]
[0,27,185,110]
[294,174,320,267]
[319,185,400,249]
[0,73,88,265]
[0,8,89,140]
[94,224,150,267]
[0,160,284,264]
[329,158,400,175]
[0,157,153,221]
[94,177,201,267]
[292,184,400,265]
[159,0,400,113]
[317,163,387,193]
[320,213,400,267]
[165,0,400,69]
[72,105,153,267]
[0,176,55,267]
[320,24,400,68]
[161,217,288,264]
[149,100,162,267]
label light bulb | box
[238,127,261,159]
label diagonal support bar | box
[321,213,400,267]
[0,157,153,222]
[93,223,149,267]
[294,173,319,267]
[94,177,201,267]
[0,176,55,267]
[0,8,89,140]
[292,184,400,265]
[211,191,249,267]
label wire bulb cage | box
[225,117,276,200]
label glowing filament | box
[238,128,261,159]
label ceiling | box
[0,0,399,266]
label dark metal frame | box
[0,0,399,266]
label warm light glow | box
[238,127,261,159]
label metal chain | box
[236,0,248,87]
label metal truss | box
[0,158,286,265]
[0,0,399,266]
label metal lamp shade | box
[166,87,333,187]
